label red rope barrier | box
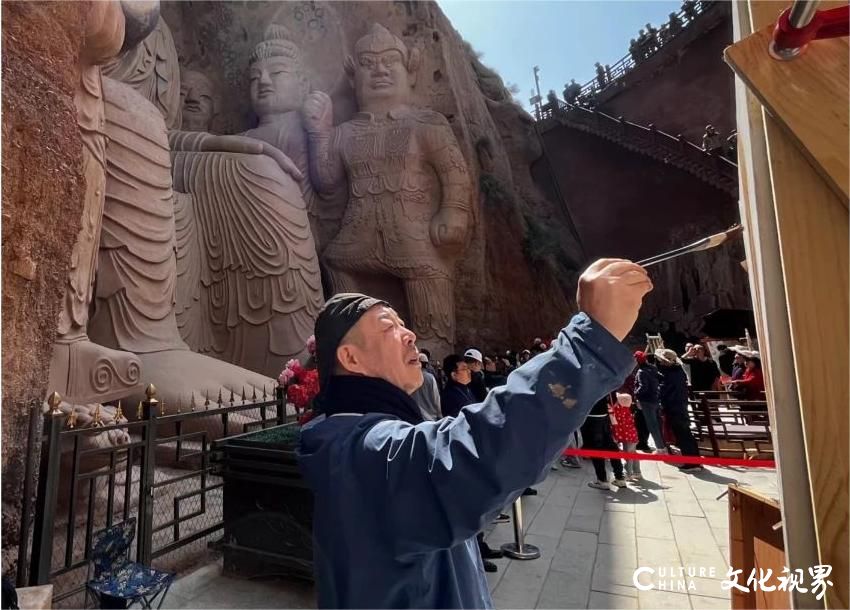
[563,448,776,468]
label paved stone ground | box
[164,458,777,609]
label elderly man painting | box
[297,259,652,608]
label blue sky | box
[437,1,681,109]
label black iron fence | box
[18,385,289,605]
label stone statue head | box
[345,24,420,110]
[180,68,216,132]
[248,25,310,117]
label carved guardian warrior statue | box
[303,23,473,356]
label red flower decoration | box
[278,340,321,418]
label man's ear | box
[337,342,367,375]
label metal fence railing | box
[537,99,739,195]
[18,385,291,606]
[557,0,721,108]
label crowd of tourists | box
[556,0,718,110]
[416,337,766,497]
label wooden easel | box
[724,2,848,608]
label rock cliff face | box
[160,0,582,350]
[542,123,748,344]
[1,0,89,570]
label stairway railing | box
[571,0,721,103]
[538,101,739,196]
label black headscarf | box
[313,292,423,425]
[315,292,386,396]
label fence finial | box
[115,400,125,422]
[205,391,211,410]
[67,408,77,429]
[241,386,247,403]
[47,391,62,415]
[92,404,104,427]
[190,392,196,412]
[145,383,158,400]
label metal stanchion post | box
[500,497,540,560]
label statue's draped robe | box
[243,113,348,253]
[169,133,324,376]
[102,18,181,129]
[91,77,188,354]
[99,17,323,376]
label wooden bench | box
[687,394,772,458]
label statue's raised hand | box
[302,91,334,135]
[429,207,469,248]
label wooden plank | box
[730,4,824,608]
[732,4,849,608]
[729,485,790,609]
[725,18,849,205]
[754,537,790,608]
[764,114,849,610]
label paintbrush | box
[637,224,744,268]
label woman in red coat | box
[728,351,765,401]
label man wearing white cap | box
[463,348,487,402]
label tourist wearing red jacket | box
[728,351,765,401]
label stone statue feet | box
[48,338,143,405]
[131,349,274,413]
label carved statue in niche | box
[95,14,323,384]
[303,23,473,356]
[239,24,346,252]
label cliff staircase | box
[537,101,739,197]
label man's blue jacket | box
[297,313,635,608]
